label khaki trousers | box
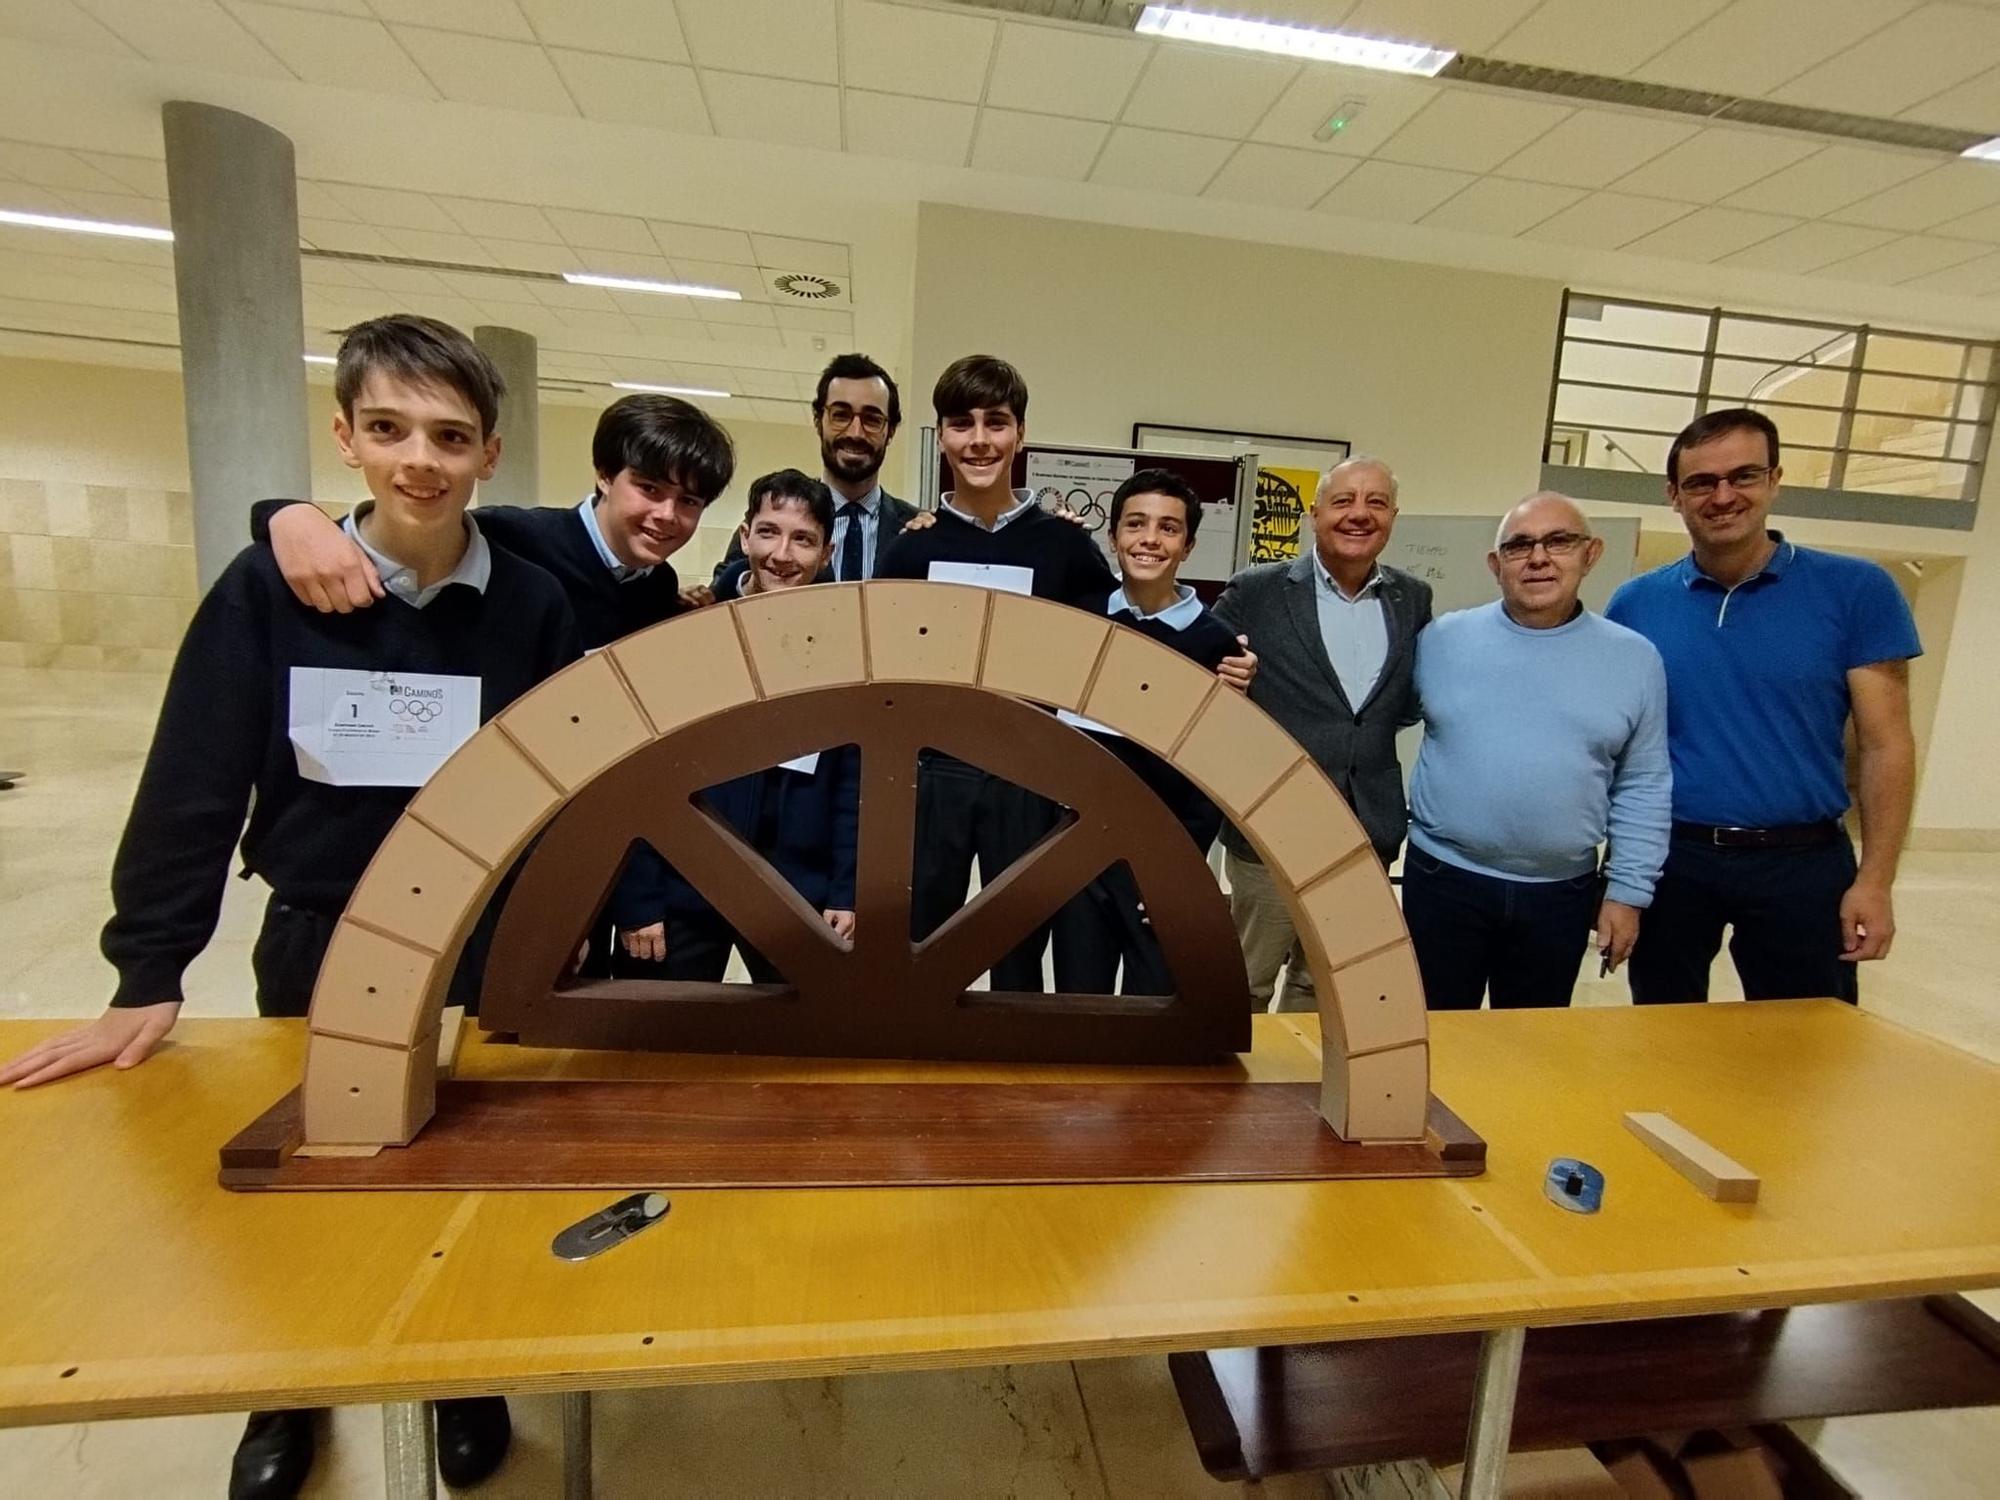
[1224,848,1317,1013]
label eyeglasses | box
[822,404,889,437]
[1495,530,1589,562]
[1674,464,1772,499]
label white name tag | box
[287,667,480,787]
[927,561,1035,596]
[1056,707,1124,740]
[778,751,821,776]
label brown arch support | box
[299,582,1432,1147]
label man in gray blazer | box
[1213,456,1432,1011]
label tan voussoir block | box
[1080,625,1218,756]
[1240,760,1371,888]
[1320,938,1428,1058]
[405,726,562,869]
[495,651,654,790]
[979,591,1109,710]
[302,1029,438,1145]
[1173,687,1302,814]
[1298,855,1413,973]
[307,919,446,1050]
[734,582,868,697]
[862,580,986,685]
[1320,1040,1428,1143]
[344,816,492,955]
[612,606,758,731]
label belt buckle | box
[1715,825,1755,847]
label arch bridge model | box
[287,582,1437,1158]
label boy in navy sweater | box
[1051,471,1238,995]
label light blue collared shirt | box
[1109,583,1201,629]
[829,480,882,581]
[342,505,490,609]
[942,488,1037,532]
[576,495,653,582]
[1310,551,1389,708]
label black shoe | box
[435,1395,512,1488]
[229,1409,318,1500]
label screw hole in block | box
[366,985,377,995]
[410,886,422,896]
[60,1368,77,1379]
[570,715,580,724]
[348,1086,361,1095]
[642,1336,654,1346]
[432,1250,443,1259]
[1345,1295,1359,1304]
[1139,682,1150,692]
[918,625,928,635]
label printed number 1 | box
[349,703,359,718]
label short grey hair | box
[1494,490,1591,549]
[1317,454,1399,502]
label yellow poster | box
[1251,466,1316,563]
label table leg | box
[563,1389,593,1500]
[381,1399,436,1500]
[1458,1326,1526,1500]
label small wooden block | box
[1298,854,1412,972]
[1241,761,1371,889]
[1174,689,1303,814]
[1081,627,1218,756]
[1624,1110,1761,1203]
[496,652,655,790]
[979,591,1110,710]
[1322,1039,1429,1143]
[301,1029,437,1146]
[862,580,986,685]
[404,726,561,868]
[436,1005,468,1077]
[344,817,491,955]
[611,607,758,732]
[1319,940,1428,1059]
[306,919,441,1049]
[735,583,868,697]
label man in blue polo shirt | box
[1606,408,1920,1005]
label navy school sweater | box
[873,504,1117,609]
[1094,607,1239,851]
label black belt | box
[1671,820,1843,849]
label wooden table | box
[3,1002,1996,1498]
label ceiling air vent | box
[773,272,842,301]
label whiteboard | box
[1382,513,1641,618]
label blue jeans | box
[1401,846,1599,1010]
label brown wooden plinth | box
[220,1081,1483,1191]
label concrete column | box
[162,102,310,590]
[474,325,540,509]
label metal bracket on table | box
[552,1191,670,1262]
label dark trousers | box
[611,910,784,984]
[1050,864,1172,996]
[1401,846,1599,1010]
[1628,836,1859,1004]
[252,894,493,1016]
[911,756,1058,992]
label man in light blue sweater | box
[1405,493,1671,1009]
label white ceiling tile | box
[227,3,439,94]
[515,0,686,60]
[1932,197,2000,242]
[987,21,1149,122]
[379,226,496,264]
[844,91,978,167]
[435,196,562,243]
[1420,177,1583,234]
[772,303,853,333]
[0,0,133,53]
[61,190,171,226]
[295,179,361,221]
[1089,126,1235,194]
[300,219,399,255]
[1817,234,1988,284]
[697,299,778,328]
[670,258,771,297]
[748,236,848,276]
[366,0,534,40]
[1340,0,1542,52]
[1521,192,1692,249]
[1619,206,1799,263]
[1487,0,1730,75]
[1252,64,1437,156]
[542,207,657,256]
[1119,42,1297,139]
[1315,160,1476,223]
[1607,126,1820,202]
[1634,0,1919,98]
[1769,4,2000,116]
[1899,64,2000,132]
[1827,162,2000,231]
[357,262,453,295]
[0,142,128,193]
[1377,91,1571,174]
[474,235,579,273]
[970,109,1109,180]
[392,25,577,113]
[675,0,837,83]
[1495,109,1697,190]
[1721,146,1933,218]
[70,152,170,198]
[1718,220,1900,271]
[454,274,543,305]
[843,0,994,103]
[1203,144,1357,209]
[650,222,757,265]
[1899,249,2000,294]
[702,72,841,148]
[714,325,784,350]
[319,182,446,231]
[77,0,293,75]
[531,279,613,310]
[547,50,711,134]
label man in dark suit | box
[715,352,916,585]
[1213,456,1432,1012]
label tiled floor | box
[0,665,1993,1496]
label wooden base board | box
[219,1081,1483,1191]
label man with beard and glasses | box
[715,351,917,587]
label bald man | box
[1403,494,1671,1010]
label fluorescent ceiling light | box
[612,380,731,399]
[563,271,740,300]
[1963,137,2000,161]
[1133,5,1454,76]
[304,354,336,366]
[0,207,174,242]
